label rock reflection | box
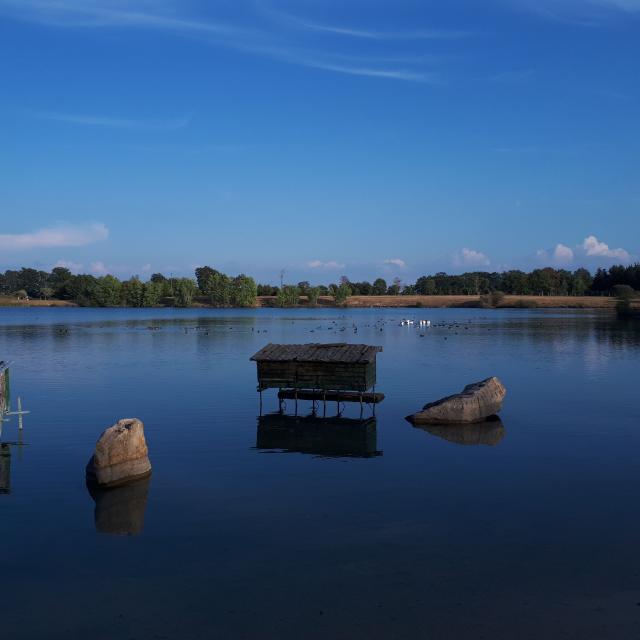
[416,417,506,446]
[0,444,10,494]
[87,475,151,536]
[256,414,382,458]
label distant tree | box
[257,284,277,296]
[195,266,218,293]
[50,267,72,296]
[387,277,402,296]
[307,286,321,306]
[93,276,122,307]
[415,276,436,295]
[120,277,145,307]
[297,281,311,296]
[334,281,351,305]
[207,272,232,306]
[40,287,54,300]
[372,278,387,295]
[231,274,257,307]
[64,274,98,305]
[277,285,300,307]
[150,273,167,284]
[571,268,592,296]
[353,281,372,296]
[17,268,48,298]
[175,279,197,307]
[142,281,163,307]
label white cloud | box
[0,223,108,250]
[384,258,406,268]
[307,260,345,269]
[454,248,490,267]
[141,263,152,273]
[53,259,84,272]
[553,243,574,264]
[582,235,630,261]
[90,261,109,275]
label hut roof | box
[250,343,382,365]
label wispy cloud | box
[32,110,191,130]
[90,261,109,275]
[298,60,435,82]
[453,248,490,267]
[384,258,407,268]
[0,0,440,83]
[0,223,109,250]
[307,260,345,270]
[53,259,84,272]
[504,0,640,24]
[0,0,248,34]
[274,10,470,40]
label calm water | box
[1,307,639,640]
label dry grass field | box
[345,295,615,309]
[257,295,616,309]
[0,296,77,307]
[0,295,617,310]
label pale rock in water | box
[407,377,506,425]
[86,418,152,487]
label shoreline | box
[0,294,617,310]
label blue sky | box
[0,0,638,283]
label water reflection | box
[256,414,382,458]
[87,475,151,536]
[0,443,10,494]
[415,417,506,446]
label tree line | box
[0,263,637,307]
[0,266,256,308]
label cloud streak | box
[0,223,109,250]
[0,0,440,83]
[384,258,407,268]
[274,10,470,40]
[33,110,191,130]
[307,260,345,270]
[504,0,640,24]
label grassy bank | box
[0,296,77,307]
[257,295,615,309]
[0,294,616,310]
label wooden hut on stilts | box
[250,343,384,419]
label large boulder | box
[86,418,151,487]
[406,377,506,425]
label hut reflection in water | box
[0,444,10,494]
[87,475,151,536]
[415,417,506,446]
[256,414,382,458]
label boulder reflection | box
[256,414,382,458]
[0,444,10,494]
[416,417,506,447]
[87,475,151,536]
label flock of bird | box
[56,316,482,339]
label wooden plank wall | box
[257,361,376,392]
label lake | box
[1,307,639,639]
